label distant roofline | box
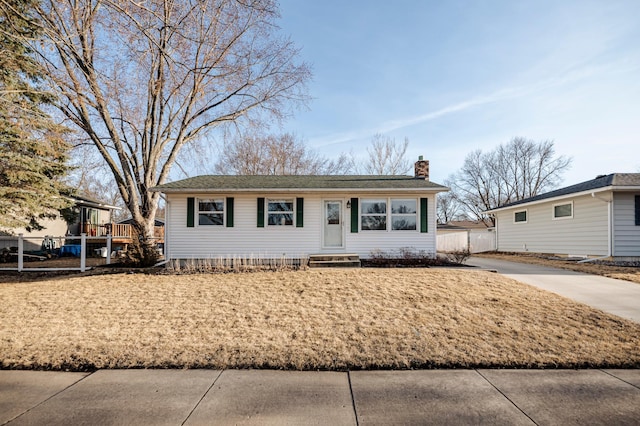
[485,173,640,213]
[70,194,121,211]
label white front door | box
[323,200,343,248]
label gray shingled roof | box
[487,173,640,212]
[151,175,448,192]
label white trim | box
[322,199,345,249]
[266,198,295,227]
[552,201,573,220]
[514,209,528,224]
[196,197,225,227]
[485,187,614,213]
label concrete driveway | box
[467,257,640,323]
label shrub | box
[441,249,472,265]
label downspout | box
[578,192,612,263]
[157,193,169,266]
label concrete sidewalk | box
[467,257,640,323]
[2,369,640,425]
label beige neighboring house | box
[1,195,121,251]
[151,158,449,263]
[485,173,640,260]
[437,219,496,253]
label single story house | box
[151,158,448,263]
[485,173,640,260]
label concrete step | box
[308,254,361,268]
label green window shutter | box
[187,197,195,228]
[296,197,304,227]
[420,197,428,233]
[635,195,640,226]
[226,197,234,227]
[350,198,359,233]
[257,197,265,227]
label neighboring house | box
[0,194,121,251]
[151,158,448,262]
[485,173,640,260]
[437,219,496,253]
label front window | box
[553,202,573,219]
[360,198,419,231]
[391,199,417,230]
[199,199,224,225]
[361,199,387,230]
[268,199,294,226]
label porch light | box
[346,200,351,209]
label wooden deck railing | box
[81,223,164,240]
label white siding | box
[495,193,609,256]
[165,192,438,259]
[612,193,640,257]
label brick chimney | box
[414,156,429,180]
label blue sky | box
[276,0,640,185]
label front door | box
[323,200,343,248]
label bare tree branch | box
[448,137,572,224]
[28,0,310,261]
[362,134,411,175]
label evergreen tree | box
[0,0,72,231]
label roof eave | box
[151,187,449,193]
[484,186,618,214]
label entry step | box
[308,254,361,268]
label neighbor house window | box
[391,199,417,230]
[514,210,527,223]
[268,199,294,226]
[361,199,387,230]
[198,199,224,225]
[553,202,573,219]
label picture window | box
[360,198,419,231]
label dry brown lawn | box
[1,268,639,371]
[475,252,640,284]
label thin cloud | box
[309,58,638,149]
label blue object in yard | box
[59,244,82,257]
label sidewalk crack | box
[475,369,539,426]
[180,369,224,426]
[347,370,360,426]
[2,370,93,426]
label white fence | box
[437,230,496,253]
[0,233,116,272]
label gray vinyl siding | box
[165,192,437,259]
[495,193,609,256]
[612,193,640,257]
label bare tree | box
[215,132,352,175]
[448,137,571,223]
[29,0,310,262]
[362,134,411,175]
[436,181,467,224]
[66,145,129,222]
